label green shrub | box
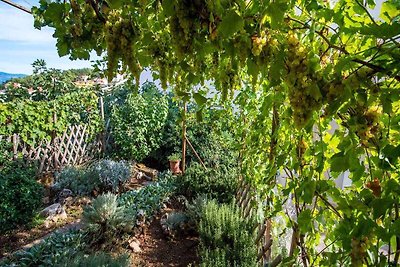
[111,82,169,161]
[82,193,133,242]
[198,200,258,267]
[118,171,176,221]
[54,166,91,195]
[86,160,131,193]
[54,160,131,195]
[3,230,88,266]
[179,162,238,203]
[60,252,130,267]
[0,162,43,233]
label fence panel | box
[1,124,103,174]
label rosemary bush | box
[199,200,258,267]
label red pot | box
[169,160,182,174]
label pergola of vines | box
[33,0,400,266]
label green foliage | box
[1,60,94,102]
[0,90,101,146]
[110,82,169,161]
[0,161,43,233]
[54,160,131,195]
[198,200,257,267]
[2,230,88,266]
[180,162,238,203]
[118,171,176,220]
[59,252,130,267]
[168,153,181,161]
[82,193,132,242]
[86,160,131,193]
[54,166,90,195]
[0,138,12,168]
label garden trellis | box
[1,124,104,174]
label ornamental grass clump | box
[199,200,258,267]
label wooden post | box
[12,134,18,160]
[99,96,105,121]
[181,101,187,174]
[185,136,207,170]
[52,109,58,169]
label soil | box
[0,198,84,259]
[130,214,199,267]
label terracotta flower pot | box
[169,160,182,174]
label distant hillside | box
[0,72,26,84]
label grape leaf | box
[218,10,244,38]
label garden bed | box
[0,197,85,259]
[131,205,199,266]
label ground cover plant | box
[1,230,89,266]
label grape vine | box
[31,0,400,265]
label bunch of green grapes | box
[70,0,83,37]
[234,35,251,66]
[105,11,140,82]
[252,31,278,66]
[168,0,210,58]
[64,0,105,60]
[350,236,370,267]
[324,80,345,102]
[147,36,175,89]
[349,105,382,147]
[215,64,240,101]
[285,32,322,128]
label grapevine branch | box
[287,16,400,82]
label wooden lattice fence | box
[1,124,103,174]
[236,178,283,267]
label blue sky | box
[0,0,97,74]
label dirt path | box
[131,215,199,267]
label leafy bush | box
[54,166,91,195]
[2,230,88,266]
[111,82,169,161]
[54,160,131,195]
[179,162,238,203]
[0,162,43,233]
[87,160,131,193]
[60,252,130,267]
[198,200,258,267]
[82,193,132,242]
[118,172,176,221]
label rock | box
[40,203,64,218]
[129,239,142,253]
[58,189,73,199]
